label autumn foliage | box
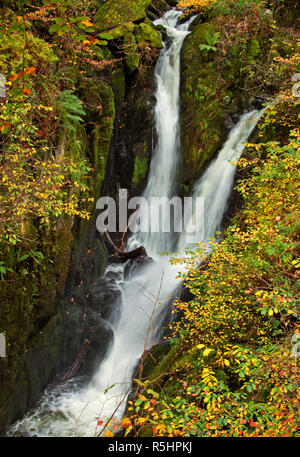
[121,109,300,436]
[0,1,114,344]
[177,0,217,14]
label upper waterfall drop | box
[136,10,196,255]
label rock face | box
[95,0,153,29]
[180,21,229,184]
[180,5,275,187]
[0,77,112,434]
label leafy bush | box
[122,112,300,437]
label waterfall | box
[177,109,263,251]
[8,10,263,437]
[138,11,196,254]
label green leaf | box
[49,24,62,34]
[18,254,30,262]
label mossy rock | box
[149,0,170,15]
[247,38,260,63]
[180,11,272,184]
[95,0,152,31]
[99,22,135,40]
[132,154,149,186]
[81,79,115,193]
[180,22,228,182]
[124,33,140,73]
[141,341,172,379]
[146,344,179,386]
[23,314,62,408]
[111,65,126,116]
[134,23,163,49]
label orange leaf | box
[81,20,94,27]
[25,67,36,75]
[23,88,31,95]
[121,418,131,429]
[9,73,22,82]
[105,431,114,437]
[0,123,12,132]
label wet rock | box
[90,277,122,323]
[124,254,154,279]
[80,315,114,376]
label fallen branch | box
[60,339,91,384]
[104,228,146,261]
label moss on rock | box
[99,22,135,40]
[111,65,126,116]
[124,32,140,73]
[132,154,149,186]
[181,22,228,183]
[95,0,152,31]
[88,81,115,193]
[134,23,163,49]
[180,3,277,184]
[150,0,170,15]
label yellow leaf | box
[125,425,133,437]
[197,344,205,350]
[81,20,94,27]
[105,431,114,437]
[203,348,213,357]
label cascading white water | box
[177,110,263,251]
[137,10,196,254]
[8,10,263,437]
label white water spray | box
[9,11,263,437]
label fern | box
[199,31,220,53]
[59,89,85,133]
